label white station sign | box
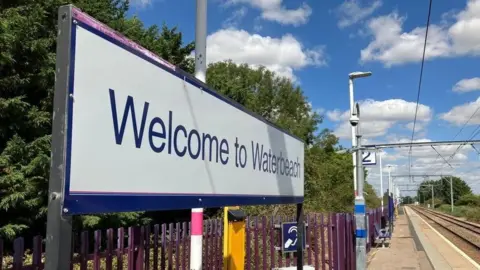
[362,151,377,165]
[57,10,305,214]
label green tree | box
[417,180,443,206]
[402,196,414,204]
[207,61,327,215]
[0,0,194,239]
[457,193,480,207]
[417,177,472,207]
[206,61,370,214]
[364,181,381,208]
[438,176,472,205]
[206,61,319,144]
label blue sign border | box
[61,17,304,215]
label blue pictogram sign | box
[281,222,306,253]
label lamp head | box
[349,71,372,79]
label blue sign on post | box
[281,222,307,253]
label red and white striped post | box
[190,208,204,269]
[190,0,207,269]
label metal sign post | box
[45,6,74,270]
[296,203,304,270]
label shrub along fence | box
[0,208,384,270]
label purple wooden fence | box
[0,208,384,270]
[244,208,383,269]
[0,219,222,270]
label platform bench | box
[374,223,391,248]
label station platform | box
[367,206,479,270]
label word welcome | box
[109,89,301,178]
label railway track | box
[411,206,480,263]
[418,207,480,234]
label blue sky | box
[128,0,480,195]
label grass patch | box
[436,204,480,222]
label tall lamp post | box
[191,0,207,269]
[348,71,372,196]
[351,103,367,270]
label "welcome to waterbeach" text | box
[108,89,302,179]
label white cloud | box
[335,0,382,28]
[223,7,248,28]
[327,99,432,139]
[129,0,159,8]
[453,77,480,92]
[360,12,451,66]
[334,120,394,139]
[206,28,327,80]
[365,139,480,196]
[405,122,424,132]
[439,97,480,125]
[226,0,312,26]
[327,99,432,122]
[360,0,480,66]
[449,0,480,55]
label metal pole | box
[450,178,454,213]
[349,78,358,195]
[431,185,434,209]
[388,168,391,208]
[354,104,366,270]
[194,0,207,82]
[296,203,304,270]
[379,152,383,213]
[388,168,393,233]
[45,5,74,270]
[392,183,395,205]
[387,167,391,200]
[190,1,207,269]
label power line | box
[445,123,480,163]
[431,146,453,168]
[409,0,434,174]
[453,105,480,139]
[434,123,480,176]
[363,139,480,149]
[431,104,480,165]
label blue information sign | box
[281,222,306,253]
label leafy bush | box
[456,194,480,207]
[437,204,480,223]
[464,207,480,222]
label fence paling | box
[269,216,275,269]
[276,215,282,267]
[0,238,3,270]
[160,224,166,270]
[308,215,312,267]
[105,229,113,270]
[317,214,321,267]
